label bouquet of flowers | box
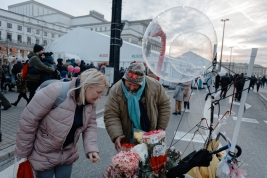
[104,151,140,178]
[142,130,167,175]
[104,130,182,177]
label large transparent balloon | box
[142,6,217,83]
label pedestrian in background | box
[256,77,261,92]
[63,59,71,71]
[12,59,23,80]
[119,67,125,79]
[235,73,245,101]
[11,73,29,106]
[173,83,185,115]
[15,69,108,178]
[0,56,11,110]
[183,81,191,112]
[220,73,230,98]
[2,55,13,92]
[261,76,266,88]
[215,74,220,93]
[87,62,96,69]
[56,58,64,73]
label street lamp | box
[229,46,234,73]
[219,19,229,72]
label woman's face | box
[40,54,45,59]
[85,85,106,104]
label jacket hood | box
[43,56,55,64]
[27,52,37,59]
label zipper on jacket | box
[61,151,64,165]
[60,116,74,165]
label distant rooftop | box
[8,0,107,21]
[222,62,265,68]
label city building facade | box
[0,0,156,60]
[222,62,267,77]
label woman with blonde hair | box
[15,69,108,178]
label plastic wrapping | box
[142,130,167,174]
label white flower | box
[131,143,148,163]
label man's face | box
[124,80,141,93]
[36,50,44,55]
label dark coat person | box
[215,74,220,93]
[56,58,64,73]
[87,62,95,69]
[220,73,230,98]
[235,73,245,101]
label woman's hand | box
[88,152,100,163]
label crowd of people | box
[0,43,171,177]
[0,43,266,177]
[215,72,267,102]
[0,44,108,110]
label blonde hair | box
[68,69,109,105]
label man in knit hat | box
[27,44,55,102]
[104,62,171,151]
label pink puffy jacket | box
[15,79,98,171]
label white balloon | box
[143,6,217,83]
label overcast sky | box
[2,0,267,66]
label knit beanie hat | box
[33,44,44,53]
[123,63,145,85]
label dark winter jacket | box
[56,63,64,73]
[220,75,230,87]
[236,76,245,89]
[80,60,87,73]
[215,75,220,88]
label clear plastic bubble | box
[142,6,217,83]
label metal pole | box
[0,100,2,142]
[219,19,229,72]
[229,47,233,73]
[230,48,258,153]
[109,0,123,84]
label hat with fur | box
[123,63,145,85]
